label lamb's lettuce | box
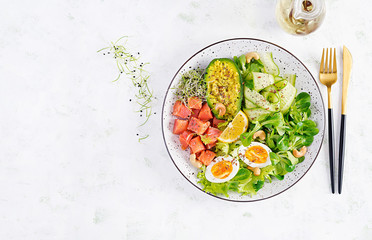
[215,142,229,156]
[240,92,319,182]
[215,141,242,157]
[197,164,275,197]
[264,92,319,180]
[240,123,261,147]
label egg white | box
[205,156,239,183]
[238,142,272,168]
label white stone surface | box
[0,0,371,239]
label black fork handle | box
[328,108,335,193]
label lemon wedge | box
[217,111,249,143]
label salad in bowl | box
[162,39,325,201]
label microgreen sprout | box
[173,69,206,105]
[98,36,153,142]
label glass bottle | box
[276,0,326,35]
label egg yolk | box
[245,145,268,163]
[211,160,233,179]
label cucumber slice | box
[261,91,280,111]
[262,91,280,104]
[274,76,284,83]
[284,74,296,86]
[259,52,280,76]
[262,84,278,94]
[252,72,274,92]
[244,86,277,111]
[277,81,297,113]
[273,80,288,90]
[243,108,271,122]
[245,98,258,109]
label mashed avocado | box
[205,58,243,120]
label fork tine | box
[320,48,324,73]
[329,48,332,73]
[325,48,329,73]
[333,48,337,73]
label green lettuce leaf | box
[215,142,229,156]
[197,164,275,197]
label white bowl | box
[162,38,325,202]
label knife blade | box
[342,46,352,114]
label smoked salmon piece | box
[198,103,213,121]
[173,119,189,135]
[172,100,191,119]
[204,127,222,144]
[188,97,202,110]
[189,136,206,154]
[179,130,194,150]
[198,150,216,166]
[187,117,210,135]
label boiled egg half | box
[238,142,272,168]
[205,156,239,183]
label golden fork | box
[319,48,337,194]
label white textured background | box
[0,0,371,239]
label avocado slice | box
[204,58,243,120]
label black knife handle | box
[328,108,335,193]
[338,114,347,194]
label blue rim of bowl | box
[161,38,326,202]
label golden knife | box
[338,46,352,194]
